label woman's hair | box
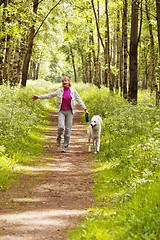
[61,76,71,87]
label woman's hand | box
[85,109,89,115]
[31,95,38,101]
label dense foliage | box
[1,0,160,103]
[69,83,160,239]
[0,80,56,190]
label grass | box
[0,80,56,190]
[68,84,160,240]
[1,81,160,238]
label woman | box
[31,76,89,152]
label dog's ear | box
[98,116,102,123]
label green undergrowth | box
[69,84,160,239]
[0,80,56,190]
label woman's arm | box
[74,89,89,114]
[31,89,59,101]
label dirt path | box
[0,107,94,240]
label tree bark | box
[115,7,120,93]
[122,0,128,99]
[91,31,97,86]
[70,46,77,83]
[21,0,39,87]
[88,31,92,83]
[145,1,156,93]
[91,0,104,49]
[119,39,123,94]
[2,3,12,84]
[77,41,86,83]
[85,53,89,83]
[96,0,100,88]
[0,0,10,85]
[105,0,112,91]
[128,0,139,103]
[111,25,116,89]
[156,0,160,55]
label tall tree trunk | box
[96,0,100,88]
[0,0,10,85]
[122,0,128,98]
[155,0,160,106]
[142,48,149,89]
[145,1,156,93]
[115,7,120,93]
[88,32,92,83]
[111,25,116,88]
[81,53,87,83]
[91,32,97,85]
[85,53,89,83]
[156,0,160,55]
[70,46,77,83]
[105,0,112,91]
[21,0,39,87]
[18,27,29,83]
[91,0,104,49]
[120,39,123,94]
[8,39,15,86]
[77,41,87,83]
[12,40,21,85]
[90,0,101,88]
[36,61,40,80]
[128,0,139,103]
[3,8,11,85]
[90,0,106,86]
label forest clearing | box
[1,0,160,239]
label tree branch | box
[38,0,45,4]
[91,0,104,49]
[34,0,62,38]
[138,6,157,19]
[137,0,143,45]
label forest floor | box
[0,106,95,240]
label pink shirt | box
[61,87,72,111]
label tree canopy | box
[0,0,160,104]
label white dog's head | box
[90,115,102,128]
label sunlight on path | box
[0,209,86,240]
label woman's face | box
[62,78,69,88]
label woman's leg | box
[57,111,65,146]
[62,110,73,151]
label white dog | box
[87,115,102,154]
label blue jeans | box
[57,110,73,150]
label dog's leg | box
[93,139,95,154]
[97,137,100,152]
[97,129,101,152]
[94,139,97,154]
[88,137,91,152]
[87,128,91,152]
[88,141,91,152]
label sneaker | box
[56,141,60,147]
[61,149,66,153]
